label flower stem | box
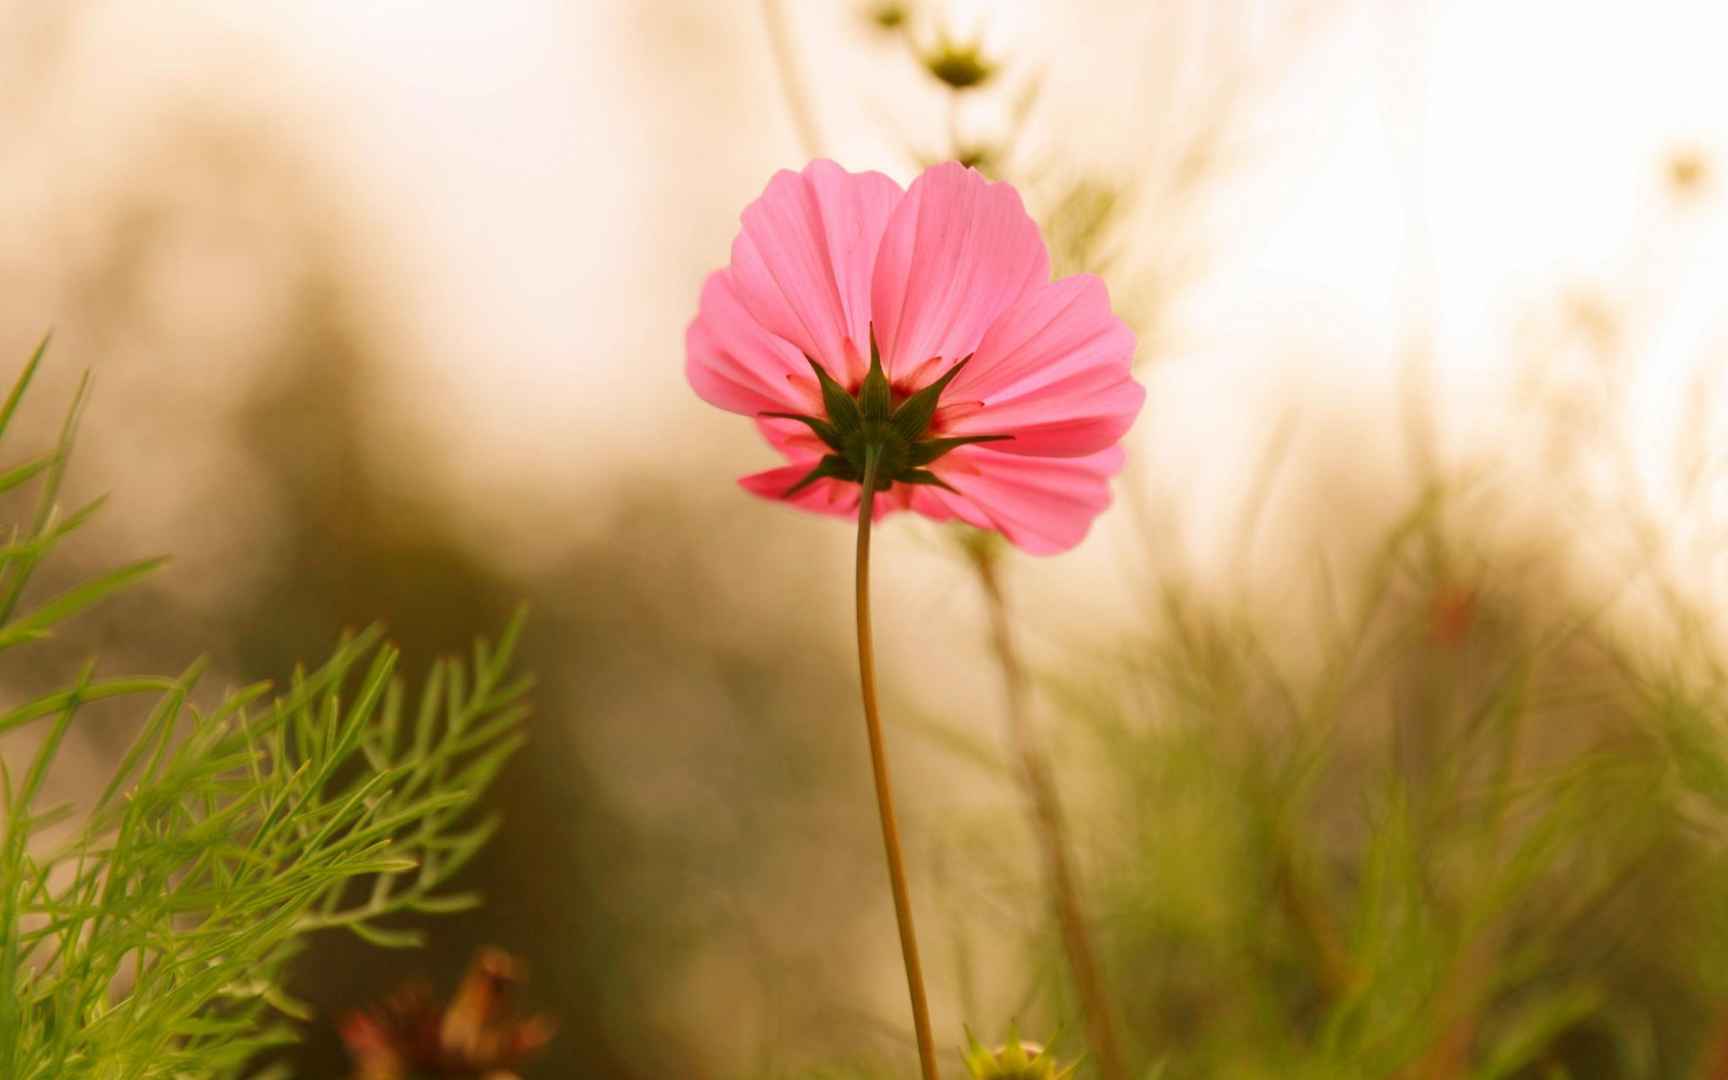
[855,445,941,1080]
[970,545,1130,1080]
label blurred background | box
[6,1,1728,1076]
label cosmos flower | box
[687,159,1144,554]
[339,948,554,1080]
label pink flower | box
[687,160,1144,554]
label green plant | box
[0,340,531,1078]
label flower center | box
[762,331,1011,498]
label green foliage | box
[898,484,1728,1080]
[0,341,531,1078]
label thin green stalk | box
[971,546,1129,1080]
[1403,664,1528,1079]
[855,445,941,1080]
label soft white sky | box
[6,0,1728,598]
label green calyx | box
[765,334,1009,498]
[962,1026,1077,1080]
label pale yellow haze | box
[5,0,1728,600]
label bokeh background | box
[6,1,1728,1076]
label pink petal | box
[870,162,1050,380]
[940,274,1143,457]
[753,414,836,462]
[952,275,1132,398]
[903,484,964,524]
[694,162,1145,550]
[686,271,815,416]
[950,375,1145,457]
[738,461,913,522]
[729,161,902,386]
[928,445,1127,554]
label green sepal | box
[859,346,892,421]
[783,454,856,497]
[890,356,971,441]
[961,1023,1077,1080]
[759,411,845,452]
[908,433,1011,466]
[806,357,862,434]
[898,469,956,492]
[788,334,1012,503]
[963,1027,996,1077]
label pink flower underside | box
[688,160,1145,554]
[739,438,1126,555]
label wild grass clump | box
[0,341,530,1079]
[887,476,1728,1079]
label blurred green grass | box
[768,478,1728,1079]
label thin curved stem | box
[760,0,823,158]
[855,446,941,1080]
[972,547,1129,1080]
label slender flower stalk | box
[855,444,942,1080]
[968,543,1129,1080]
[688,156,1143,1080]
